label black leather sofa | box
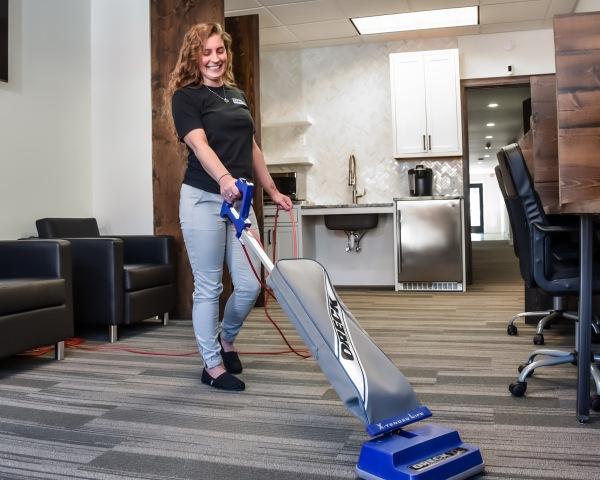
[0,240,74,360]
[36,218,175,342]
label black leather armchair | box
[36,218,175,342]
[0,240,74,360]
[497,144,600,405]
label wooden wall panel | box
[151,0,224,319]
[554,12,600,214]
[224,15,263,307]
[225,15,263,240]
[530,74,559,213]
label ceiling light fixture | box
[350,6,479,35]
[485,135,493,139]
[486,122,495,127]
[484,154,490,158]
[488,103,499,108]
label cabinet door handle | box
[267,229,271,245]
[428,135,431,151]
[422,134,426,151]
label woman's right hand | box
[219,174,240,203]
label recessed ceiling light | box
[351,6,479,35]
[484,154,490,158]
[486,122,495,127]
[485,135,493,139]
[488,103,499,108]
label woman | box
[166,23,292,391]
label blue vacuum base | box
[356,423,484,480]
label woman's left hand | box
[270,191,293,211]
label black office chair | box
[495,165,580,345]
[36,218,175,342]
[497,144,600,408]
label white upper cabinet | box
[390,49,462,158]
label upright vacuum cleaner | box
[221,179,484,480]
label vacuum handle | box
[220,178,255,238]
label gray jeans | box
[179,183,261,369]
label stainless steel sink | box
[324,213,379,231]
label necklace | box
[204,84,229,103]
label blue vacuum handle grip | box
[220,178,255,238]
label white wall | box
[0,0,92,239]
[458,29,556,79]
[90,0,153,235]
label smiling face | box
[199,34,228,87]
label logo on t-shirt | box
[232,98,247,106]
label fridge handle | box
[397,211,403,273]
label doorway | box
[465,84,531,242]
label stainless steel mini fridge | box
[393,197,465,292]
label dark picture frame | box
[0,0,7,82]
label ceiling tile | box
[479,19,546,34]
[335,0,409,18]
[225,7,282,28]
[258,0,316,6]
[480,0,531,4]
[407,0,478,11]
[260,26,298,45]
[288,19,358,41]
[546,0,577,17]
[225,0,261,10]
[300,36,363,49]
[269,0,346,25]
[480,0,550,24]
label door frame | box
[460,75,531,283]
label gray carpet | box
[1,241,599,479]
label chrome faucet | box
[348,154,366,204]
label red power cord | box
[21,205,311,360]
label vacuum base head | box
[356,423,484,480]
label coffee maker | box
[408,165,433,196]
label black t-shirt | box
[172,85,255,194]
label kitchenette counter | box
[302,202,394,209]
[393,195,462,201]
[301,203,394,216]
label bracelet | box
[217,172,231,183]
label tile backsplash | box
[260,38,463,204]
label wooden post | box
[225,14,264,307]
[530,75,559,213]
[150,0,224,319]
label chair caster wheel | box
[507,324,518,336]
[518,364,534,378]
[591,395,600,412]
[509,381,527,397]
[533,334,544,345]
